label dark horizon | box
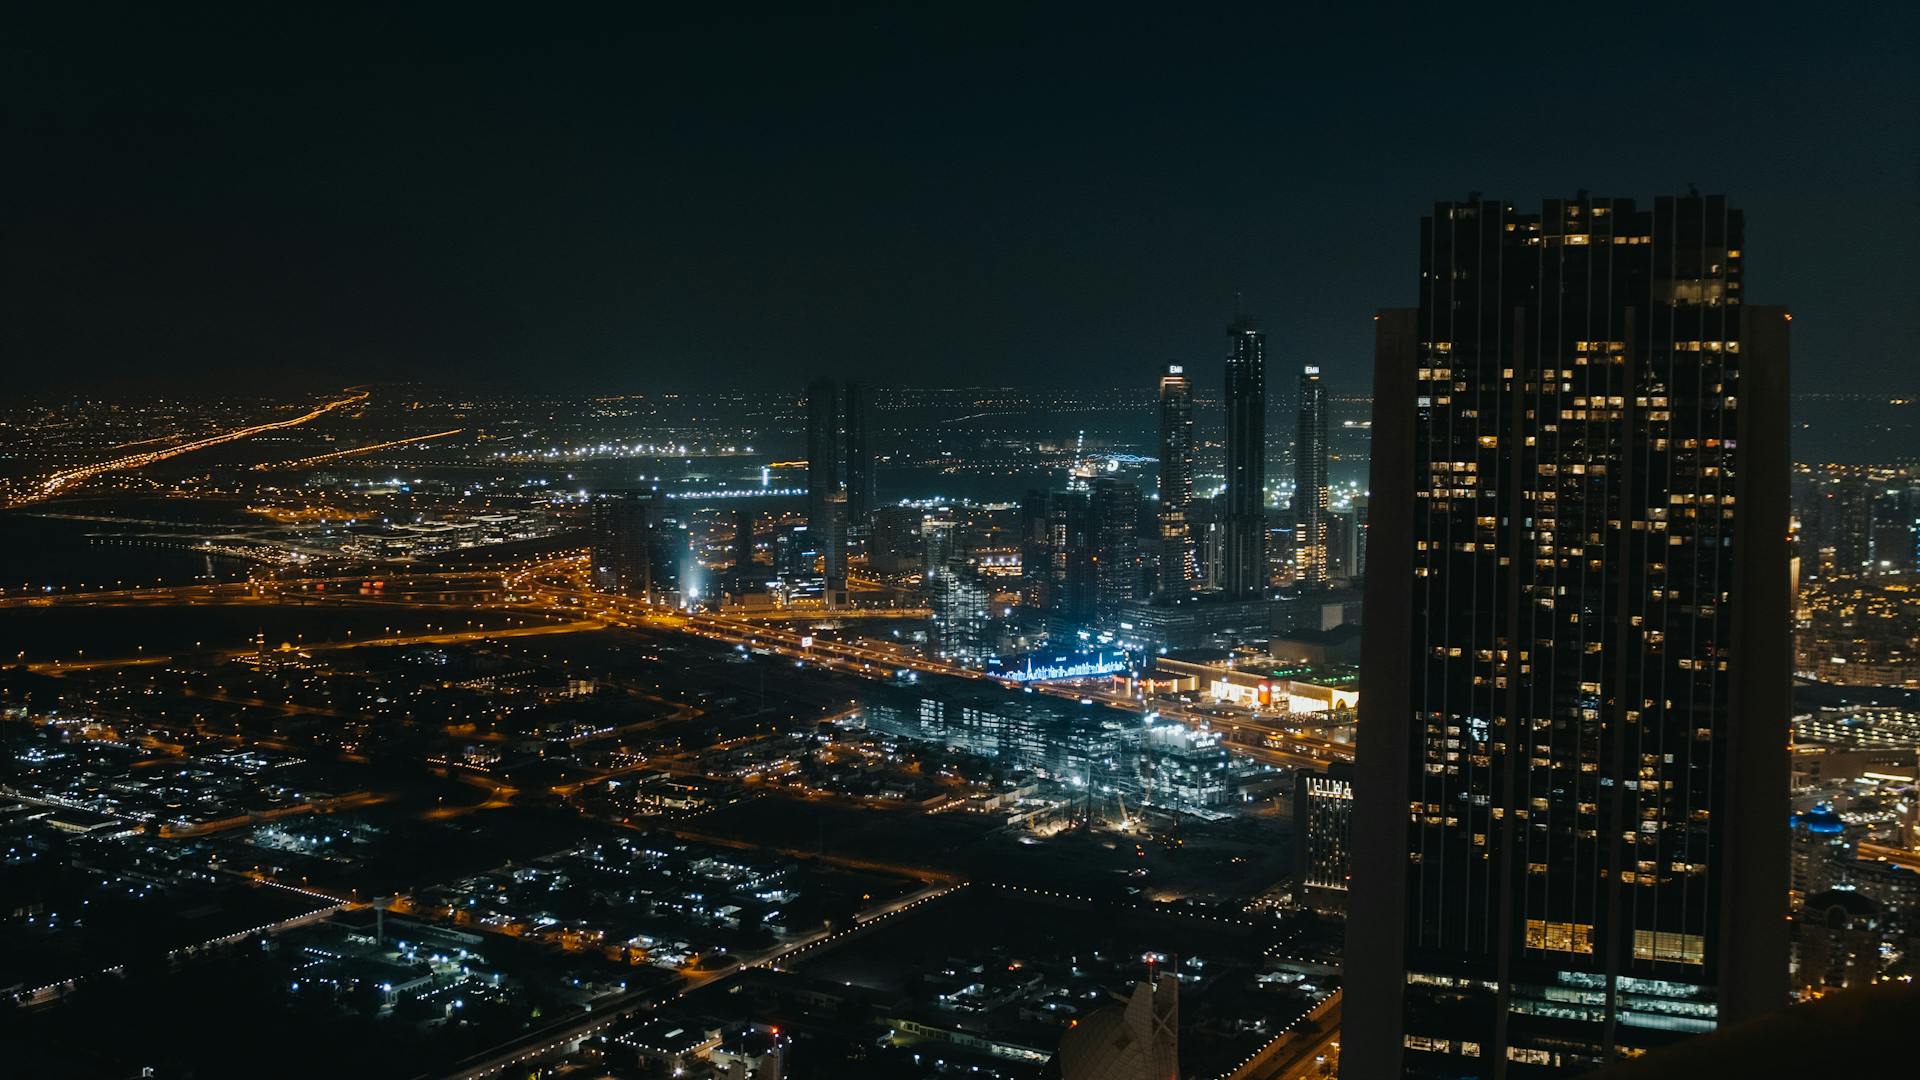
[6,6,1917,398]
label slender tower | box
[1296,365,1328,588]
[1156,363,1196,595]
[805,377,840,531]
[804,377,846,599]
[843,380,874,530]
[1223,313,1268,598]
[1347,195,1790,1078]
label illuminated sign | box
[995,653,1130,683]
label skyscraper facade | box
[1347,195,1790,1078]
[589,492,654,596]
[730,508,757,594]
[1021,489,1095,627]
[805,377,841,539]
[1223,316,1268,598]
[1157,364,1197,596]
[843,380,875,530]
[1295,762,1354,914]
[805,377,857,604]
[1089,477,1143,615]
[821,490,849,604]
[1295,365,1328,588]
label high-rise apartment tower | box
[1346,195,1789,1078]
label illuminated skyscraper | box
[1021,488,1095,626]
[1156,363,1197,595]
[1294,763,1354,914]
[1347,195,1790,1078]
[1223,315,1268,598]
[1089,476,1142,615]
[822,490,848,605]
[1295,365,1328,588]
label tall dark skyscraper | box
[843,380,875,529]
[1223,315,1268,598]
[1296,364,1328,589]
[730,508,757,593]
[589,492,655,596]
[805,377,841,534]
[1157,363,1197,595]
[1346,196,1790,1078]
[805,377,851,603]
[1021,488,1095,626]
[1089,476,1142,615]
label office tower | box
[1295,365,1328,588]
[1223,315,1268,597]
[1831,480,1873,575]
[1870,482,1918,575]
[931,561,995,664]
[805,377,849,602]
[1790,805,1855,904]
[589,492,654,596]
[869,504,926,576]
[806,377,841,529]
[843,380,875,530]
[1347,195,1790,1078]
[1294,763,1354,914]
[647,515,689,601]
[1021,489,1095,626]
[730,508,757,593]
[1192,495,1226,591]
[1325,508,1353,581]
[1157,364,1197,595]
[1350,494,1369,581]
[773,524,822,602]
[821,491,849,605]
[1090,477,1143,617]
[922,511,957,580]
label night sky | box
[6,5,1916,396]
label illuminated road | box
[27,617,604,674]
[1859,841,1920,873]
[11,387,370,506]
[434,880,966,1080]
[1256,992,1340,1080]
[253,426,465,470]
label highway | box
[10,387,369,507]
[1859,841,1920,873]
[25,617,605,674]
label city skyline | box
[4,8,1917,1078]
